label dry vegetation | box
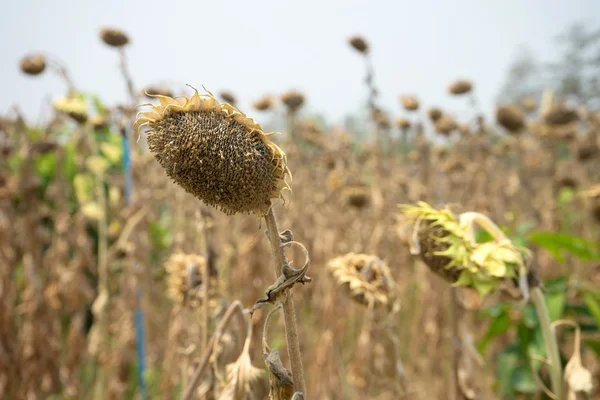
[2,28,600,400]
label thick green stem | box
[264,206,307,396]
[531,287,563,398]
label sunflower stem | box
[531,287,563,399]
[264,205,307,396]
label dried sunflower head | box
[219,90,237,105]
[89,115,109,130]
[53,96,88,123]
[252,95,274,111]
[544,104,579,126]
[396,117,411,129]
[100,27,129,47]
[281,90,305,112]
[165,252,215,308]
[327,253,400,310]
[448,80,473,95]
[400,202,529,297]
[496,105,526,134]
[342,184,371,209]
[427,107,443,122]
[19,54,46,76]
[400,96,419,111]
[348,36,369,54]
[135,87,291,215]
[435,115,457,136]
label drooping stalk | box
[264,205,307,396]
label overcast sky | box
[2,0,599,126]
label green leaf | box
[512,366,538,393]
[583,292,600,328]
[497,345,519,397]
[34,152,58,180]
[528,231,600,262]
[546,292,566,322]
[478,307,511,353]
[544,276,567,293]
[522,304,539,329]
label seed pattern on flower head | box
[135,87,291,215]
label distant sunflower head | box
[435,115,457,136]
[19,54,46,76]
[448,80,473,95]
[165,252,217,308]
[427,107,443,122]
[348,36,369,54]
[396,117,411,129]
[544,104,579,126]
[53,95,88,123]
[342,184,371,209]
[252,95,274,111]
[219,90,237,105]
[281,90,305,112]
[400,202,529,297]
[135,87,291,216]
[100,27,130,47]
[327,253,400,311]
[496,105,526,134]
[400,96,419,111]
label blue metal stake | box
[122,129,148,399]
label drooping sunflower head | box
[53,95,88,123]
[400,95,419,111]
[135,87,291,216]
[496,105,526,134]
[400,202,529,297]
[327,253,400,311]
[19,54,46,76]
[448,79,473,95]
[165,252,217,308]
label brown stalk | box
[264,205,307,396]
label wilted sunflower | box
[448,80,473,95]
[544,104,579,126]
[435,115,457,136]
[400,96,419,111]
[281,90,305,112]
[496,105,526,133]
[100,27,129,47]
[53,96,88,123]
[396,117,411,129]
[400,202,530,297]
[348,36,369,54]
[165,252,215,307]
[427,107,443,122]
[135,87,291,215]
[220,90,237,105]
[19,54,46,76]
[341,184,371,209]
[327,253,400,310]
[252,95,274,111]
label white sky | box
[2,0,599,126]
